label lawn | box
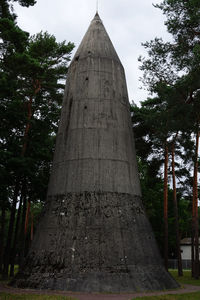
[133,270,200,299]
[0,293,77,300]
[169,270,200,286]
[134,292,200,300]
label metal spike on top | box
[96,0,98,13]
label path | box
[1,282,200,299]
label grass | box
[133,292,200,299]
[13,265,19,275]
[169,269,200,286]
[0,293,77,300]
[0,265,19,284]
[132,270,200,299]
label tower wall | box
[48,55,141,195]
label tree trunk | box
[21,80,41,156]
[0,203,6,274]
[2,181,20,278]
[2,95,32,278]
[193,129,199,279]
[18,186,27,269]
[164,143,168,270]
[31,212,34,241]
[9,192,23,277]
[171,142,183,276]
[2,80,41,277]
[21,96,32,156]
[25,200,31,235]
[191,206,195,277]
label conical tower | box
[14,13,178,292]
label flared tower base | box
[13,192,178,292]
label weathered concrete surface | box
[13,13,178,292]
[14,193,177,291]
[47,13,141,197]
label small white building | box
[180,238,200,260]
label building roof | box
[180,238,200,245]
[72,12,121,64]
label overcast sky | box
[14,0,171,105]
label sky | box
[14,0,171,105]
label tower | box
[15,13,178,292]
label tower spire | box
[13,13,179,293]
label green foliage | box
[0,0,75,274]
[138,0,200,184]
[14,0,36,7]
[0,28,75,204]
[155,0,200,70]
[0,18,29,52]
[132,98,193,255]
[136,0,200,265]
[138,38,177,91]
[137,156,191,255]
[0,0,36,21]
[139,0,200,118]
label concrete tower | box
[15,13,178,292]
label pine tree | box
[0,0,74,277]
[138,0,200,277]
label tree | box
[0,0,74,277]
[132,97,173,270]
[138,0,200,277]
[132,103,192,261]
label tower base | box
[13,192,178,292]
[14,266,178,292]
